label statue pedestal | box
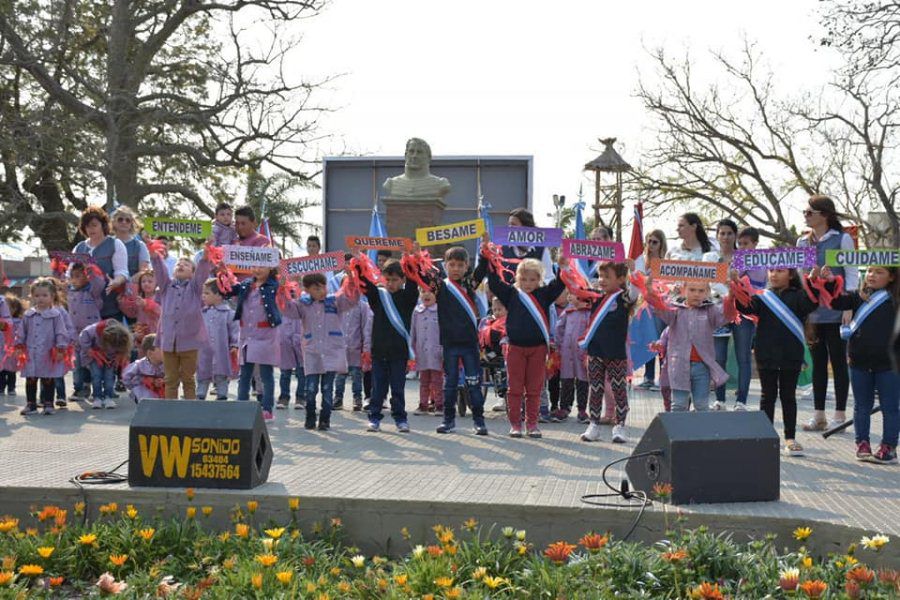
[383,197,447,249]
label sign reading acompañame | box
[281,252,345,278]
[562,239,625,262]
[345,235,412,252]
[222,245,280,270]
[145,217,212,239]
[416,219,485,247]
[650,259,729,283]
[493,226,563,248]
[732,247,817,271]
[825,249,900,267]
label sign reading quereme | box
[561,239,625,262]
[415,218,485,247]
[281,252,346,278]
[650,259,729,283]
[825,249,900,267]
[145,217,212,239]
[492,226,563,248]
[344,235,412,252]
[222,245,280,270]
[732,247,817,271]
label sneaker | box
[304,419,316,430]
[366,421,380,432]
[263,410,274,421]
[733,403,748,412]
[436,422,455,434]
[396,421,410,433]
[581,422,602,442]
[856,441,873,461]
[20,404,37,416]
[473,424,488,436]
[55,399,67,408]
[104,398,117,409]
[873,444,898,464]
[276,397,289,409]
[576,411,590,424]
[802,417,827,432]
[362,401,371,412]
[784,440,804,456]
[526,427,542,439]
[317,420,330,431]
[827,418,845,431]
[333,400,344,411]
[91,398,103,410]
[491,400,506,412]
[294,402,305,410]
[712,401,725,411]
[637,380,654,390]
[413,405,429,416]
[538,412,550,424]
[41,405,54,415]
[352,398,363,412]
[550,409,568,423]
[508,427,523,438]
[611,425,628,444]
[70,390,87,401]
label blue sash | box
[377,287,414,359]
[515,289,551,346]
[758,290,806,347]
[577,290,622,350]
[443,278,478,331]
[841,290,889,340]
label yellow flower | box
[256,553,278,568]
[483,575,506,590]
[246,500,258,514]
[337,581,351,593]
[109,554,128,566]
[74,501,85,515]
[235,523,250,539]
[25,528,38,537]
[434,576,453,588]
[463,517,478,531]
[0,571,13,585]
[517,544,528,556]
[218,532,231,542]
[446,587,461,599]
[37,547,54,559]
[316,594,330,600]
[439,530,455,544]
[844,555,858,566]
[265,527,285,540]
[185,507,197,519]
[202,506,213,517]
[223,557,237,570]
[372,555,387,565]
[18,564,43,577]
[305,581,317,593]
[276,570,293,585]
[400,527,410,540]
[0,519,18,534]
[137,527,155,541]
[423,595,435,600]
[801,556,813,568]
[290,529,300,540]
[473,566,487,580]
[860,534,890,551]
[1,557,14,570]
[393,573,408,585]
[185,488,195,501]
[377,578,388,591]
[78,533,97,546]
[288,497,300,511]
[330,567,342,577]
[126,507,138,520]
[251,573,263,589]
[501,526,514,538]
[793,527,812,541]
[350,554,365,568]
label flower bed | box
[0,493,896,598]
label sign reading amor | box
[145,217,212,239]
[825,248,900,267]
[561,239,625,262]
[650,259,729,283]
[281,252,345,278]
[344,235,412,252]
[492,226,563,248]
[222,245,280,270]
[731,247,817,271]
[415,218,485,247]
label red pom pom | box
[204,242,224,266]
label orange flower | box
[579,533,609,551]
[691,582,724,600]
[330,518,342,528]
[288,497,300,511]
[201,506,213,517]
[37,505,60,522]
[302,556,316,567]
[137,528,155,541]
[543,541,577,564]
[798,580,828,599]
[434,576,453,588]
[18,564,44,577]
[185,488,195,501]
[845,566,875,584]
[251,573,263,589]
[246,500,258,514]
[49,576,64,587]
[845,580,861,599]
[185,507,197,519]
[0,519,18,534]
[0,571,13,585]
[235,523,250,538]
[426,545,443,557]
[879,568,899,588]
[662,549,689,562]
[109,554,128,566]
[652,482,674,499]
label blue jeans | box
[55,377,65,399]
[237,362,274,412]
[714,320,755,405]
[306,372,335,422]
[642,316,667,384]
[441,345,485,426]
[89,363,116,401]
[279,364,306,401]
[850,367,899,447]
[369,357,408,424]
[73,354,90,395]
[334,366,363,402]
[671,362,711,411]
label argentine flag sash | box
[377,287,415,359]
[515,288,551,346]
[841,290,889,341]
[758,290,806,347]
[443,278,478,331]
[577,290,622,351]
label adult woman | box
[502,208,545,263]
[634,230,668,389]
[798,195,858,431]
[72,206,129,320]
[666,213,711,261]
[110,206,150,276]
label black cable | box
[580,450,662,541]
[69,459,129,525]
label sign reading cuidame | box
[493,226,563,248]
[222,245,280,270]
[344,235,412,252]
[825,249,900,267]
[145,217,212,239]
[281,252,345,278]
[650,259,729,283]
[732,247,817,271]
[562,239,625,262]
[416,219,485,247]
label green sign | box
[145,217,212,239]
[825,248,900,267]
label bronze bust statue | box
[383,137,451,200]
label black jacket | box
[487,271,565,347]
[831,291,898,372]
[364,277,419,360]
[737,287,818,371]
[432,259,489,348]
[585,292,633,360]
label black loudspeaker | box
[625,412,780,505]
[128,400,272,490]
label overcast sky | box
[295,0,836,241]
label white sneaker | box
[491,400,506,412]
[712,401,725,411]
[104,398,117,409]
[611,424,628,444]
[91,398,103,410]
[827,418,845,431]
[733,403,747,411]
[581,422,601,442]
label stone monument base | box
[383,197,447,254]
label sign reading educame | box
[825,249,900,267]
[222,245,280,270]
[492,226,563,248]
[561,239,625,262]
[145,217,212,239]
[344,235,413,252]
[732,247,817,271]
[650,259,729,283]
[281,252,345,278]
[415,218,485,247]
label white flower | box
[515,530,526,541]
[501,526,514,538]
[350,554,365,568]
[412,545,425,559]
[860,534,890,551]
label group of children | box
[0,207,897,466]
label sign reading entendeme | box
[825,249,900,267]
[650,259,729,283]
[145,217,212,239]
[492,226,563,248]
[281,252,345,278]
[416,219,485,247]
[222,245,280,270]
[561,239,625,262]
[732,247,817,271]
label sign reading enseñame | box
[222,245,280,270]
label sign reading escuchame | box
[281,252,345,278]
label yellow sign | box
[138,434,242,481]
[415,218,485,247]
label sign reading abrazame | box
[222,245,280,270]
[561,239,625,262]
[281,252,345,278]
[732,247,817,271]
[825,248,900,267]
[650,259,729,283]
[492,226,563,248]
[416,218,485,247]
[344,235,412,252]
[145,217,212,239]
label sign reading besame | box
[415,219,485,247]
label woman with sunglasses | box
[634,230,668,390]
[797,195,859,432]
[111,206,150,276]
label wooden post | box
[593,170,601,225]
